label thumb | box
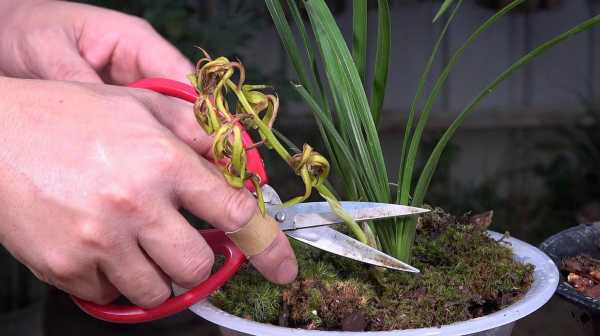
[36,45,103,83]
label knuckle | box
[176,122,202,145]
[145,137,182,177]
[76,219,115,250]
[89,288,119,305]
[135,284,171,308]
[222,190,256,230]
[45,251,80,283]
[123,266,171,308]
[97,184,140,215]
[177,248,214,288]
[91,294,116,305]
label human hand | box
[0,0,193,84]
[0,77,298,307]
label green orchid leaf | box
[433,0,456,22]
[352,0,368,85]
[265,0,600,262]
[414,14,600,206]
[396,0,463,204]
[264,0,311,91]
[305,0,390,203]
[370,0,391,126]
[399,0,524,206]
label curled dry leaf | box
[469,210,494,231]
[186,50,364,241]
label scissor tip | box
[398,264,420,273]
[386,204,430,217]
[414,207,431,215]
[387,261,420,273]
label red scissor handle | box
[73,230,244,323]
[71,78,268,323]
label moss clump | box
[212,208,534,331]
[211,261,282,322]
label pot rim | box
[539,221,600,312]
[179,231,559,335]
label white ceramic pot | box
[182,232,559,336]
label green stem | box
[226,80,291,162]
[226,79,369,244]
[317,184,369,245]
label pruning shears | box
[71,78,428,324]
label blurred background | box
[1,0,599,335]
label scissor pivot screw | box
[275,211,286,222]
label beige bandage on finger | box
[225,212,280,256]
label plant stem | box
[225,79,370,244]
[318,184,369,245]
[226,79,291,162]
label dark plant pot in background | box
[540,222,600,335]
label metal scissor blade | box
[286,226,419,273]
[276,201,429,231]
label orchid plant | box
[262,0,600,262]
[189,0,600,263]
[187,49,368,245]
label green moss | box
[211,263,282,323]
[300,260,338,282]
[213,208,534,331]
[307,287,323,308]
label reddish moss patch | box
[211,208,534,331]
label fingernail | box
[276,257,298,284]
